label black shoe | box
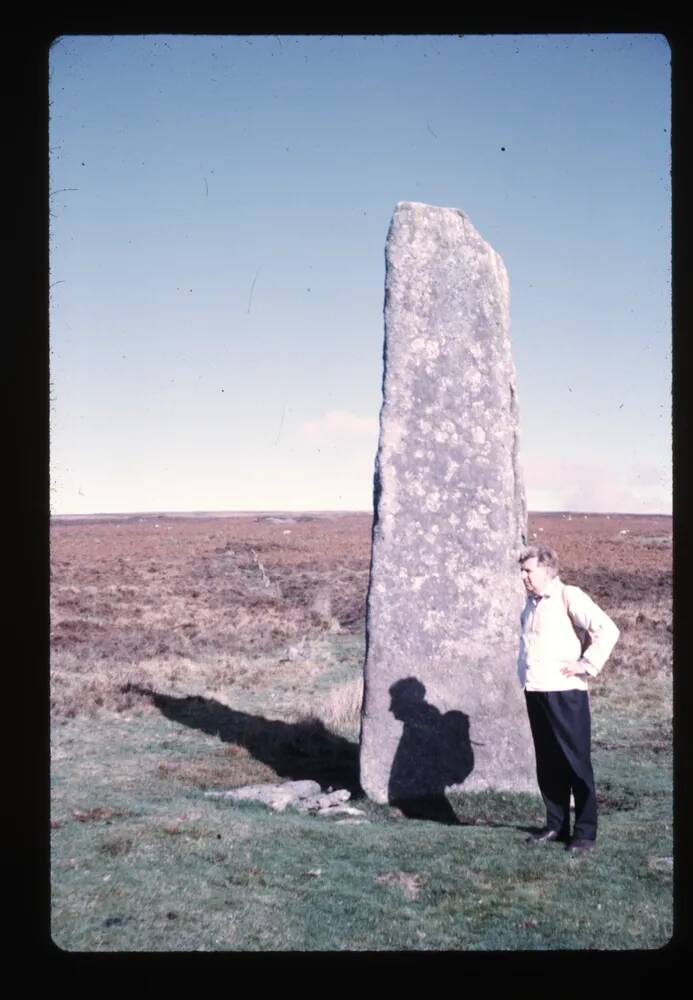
[525,827,567,845]
[566,838,596,854]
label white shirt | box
[519,575,620,692]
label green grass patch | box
[51,671,672,951]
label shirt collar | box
[532,575,562,601]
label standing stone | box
[359,201,537,806]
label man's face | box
[520,557,554,597]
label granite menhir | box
[359,201,537,809]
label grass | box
[50,512,673,951]
[50,703,672,951]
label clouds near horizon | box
[300,409,379,442]
[521,453,670,514]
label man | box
[518,546,620,854]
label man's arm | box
[561,586,620,677]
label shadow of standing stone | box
[127,685,361,796]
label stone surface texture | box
[360,201,536,804]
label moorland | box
[50,511,672,951]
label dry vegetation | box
[50,510,672,730]
[50,510,673,951]
[50,513,370,726]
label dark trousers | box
[525,690,597,841]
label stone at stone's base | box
[295,788,351,812]
[205,779,321,811]
[204,780,359,816]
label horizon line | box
[50,507,673,520]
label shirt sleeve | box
[564,586,620,675]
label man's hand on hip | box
[560,660,587,677]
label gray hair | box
[518,545,560,576]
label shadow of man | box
[126,684,361,796]
[388,677,474,824]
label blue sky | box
[49,33,671,515]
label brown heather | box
[50,511,671,724]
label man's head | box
[519,546,559,597]
[389,677,426,721]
